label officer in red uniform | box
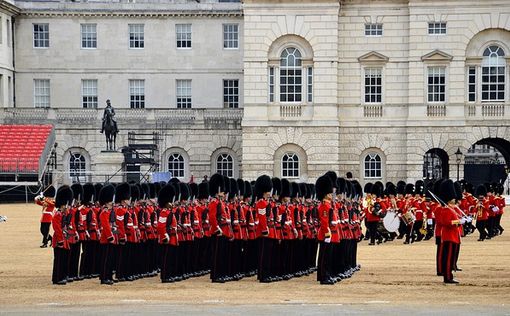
[197,182,211,274]
[475,185,490,241]
[78,183,96,279]
[157,183,179,283]
[114,182,131,282]
[68,183,84,282]
[51,186,73,285]
[254,175,273,283]
[316,175,335,285]
[98,184,116,285]
[35,185,55,248]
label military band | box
[42,173,505,286]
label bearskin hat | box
[404,183,414,195]
[237,179,245,196]
[439,179,457,203]
[179,182,190,201]
[44,185,56,198]
[465,182,474,195]
[386,183,397,196]
[475,184,487,197]
[353,181,363,198]
[229,178,238,198]
[158,184,176,208]
[280,179,291,198]
[371,182,383,198]
[189,182,199,199]
[148,183,156,199]
[55,185,73,208]
[289,182,299,199]
[316,175,333,201]
[198,182,209,200]
[255,175,272,199]
[271,177,282,196]
[324,171,338,189]
[337,178,347,195]
[115,182,131,203]
[94,183,103,201]
[364,182,373,194]
[346,180,353,198]
[209,174,225,196]
[244,181,253,199]
[425,181,434,199]
[140,183,150,200]
[307,183,315,199]
[71,183,83,201]
[415,180,424,195]
[131,183,140,201]
[346,172,353,179]
[169,178,180,185]
[154,182,162,196]
[83,183,95,204]
[99,184,115,206]
[299,183,308,199]
[454,181,462,201]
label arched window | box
[168,153,184,178]
[364,153,381,179]
[280,47,302,103]
[216,153,233,177]
[482,45,505,102]
[69,152,86,183]
[282,152,299,178]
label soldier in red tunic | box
[255,175,273,283]
[98,184,116,285]
[316,175,335,285]
[51,186,73,285]
[35,185,55,248]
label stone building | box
[0,0,509,186]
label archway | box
[464,138,509,188]
[423,148,449,180]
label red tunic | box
[99,208,115,244]
[438,206,461,244]
[317,200,332,242]
[255,199,269,237]
[51,209,69,249]
[36,197,55,223]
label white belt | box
[116,216,124,221]
[258,209,265,215]
[158,217,167,223]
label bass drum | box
[383,210,400,233]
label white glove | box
[459,218,466,225]
[324,237,331,243]
[466,216,473,223]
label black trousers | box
[52,247,69,284]
[258,238,273,281]
[476,220,487,240]
[99,243,114,282]
[441,241,456,282]
[366,221,378,244]
[161,244,179,281]
[495,214,504,234]
[211,236,228,281]
[68,242,81,279]
[317,241,333,282]
[40,222,51,245]
[436,237,442,275]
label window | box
[282,153,299,178]
[81,79,98,108]
[216,153,233,177]
[176,24,192,48]
[81,24,97,49]
[129,24,144,49]
[365,23,383,36]
[269,67,275,103]
[428,22,447,35]
[481,45,505,102]
[69,153,86,183]
[223,24,239,49]
[427,67,446,102]
[168,153,185,178]
[34,79,50,108]
[129,79,145,108]
[223,79,239,108]
[6,19,10,47]
[364,68,382,103]
[176,79,192,108]
[364,153,382,179]
[468,66,476,102]
[307,67,313,103]
[280,47,302,103]
[33,24,49,48]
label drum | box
[402,212,416,225]
[383,211,400,233]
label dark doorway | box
[423,148,449,180]
[464,138,509,188]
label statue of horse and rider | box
[100,99,119,151]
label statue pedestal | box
[92,151,124,183]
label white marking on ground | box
[36,303,68,306]
[202,300,224,304]
[448,301,471,305]
[121,299,146,303]
[365,300,390,304]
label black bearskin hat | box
[55,185,73,208]
[316,175,333,201]
[169,178,180,185]
[44,185,56,198]
[94,183,103,201]
[115,182,131,203]
[83,183,95,204]
[131,183,140,201]
[244,181,253,199]
[454,181,462,201]
[189,182,199,199]
[465,182,474,195]
[299,183,308,199]
[307,183,315,199]
[386,183,397,196]
[141,183,150,200]
[229,178,238,198]
[475,184,487,198]
[71,183,83,201]
[271,177,282,196]
[405,183,414,195]
[255,175,272,199]
[198,182,209,200]
[324,171,338,189]
[290,182,300,199]
[154,182,162,196]
[439,179,456,203]
[237,179,245,196]
[371,182,383,198]
[280,179,291,198]
[415,180,424,195]
[337,178,347,195]
[353,181,363,198]
[158,184,176,208]
[346,180,353,198]
[209,173,225,196]
[364,182,373,194]
[99,184,115,206]
[179,183,190,201]
[148,183,156,199]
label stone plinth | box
[92,151,124,183]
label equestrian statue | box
[100,99,119,151]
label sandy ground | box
[0,203,509,313]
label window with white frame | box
[365,23,383,36]
[307,67,313,103]
[364,153,382,179]
[223,24,239,49]
[427,66,446,102]
[81,24,97,49]
[216,153,233,177]
[364,68,382,103]
[468,66,476,102]
[129,79,145,108]
[34,79,50,108]
[428,22,447,35]
[280,47,302,103]
[282,153,299,178]
[223,79,239,108]
[176,24,192,48]
[268,67,275,103]
[176,79,192,108]
[481,45,505,102]
[81,79,98,108]
[129,24,144,49]
[33,24,49,48]
[69,152,87,183]
[168,153,185,178]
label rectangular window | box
[307,67,313,103]
[176,79,192,108]
[81,24,97,49]
[223,79,239,108]
[482,66,505,102]
[280,67,302,103]
[34,79,50,108]
[81,79,98,109]
[427,67,446,103]
[33,23,49,48]
[129,79,145,109]
[223,24,239,49]
[428,22,447,35]
[129,24,144,49]
[6,19,10,47]
[176,24,192,49]
[364,68,382,103]
[365,23,383,36]
[269,67,275,103]
[468,66,476,102]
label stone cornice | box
[20,9,243,18]
[0,0,21,15]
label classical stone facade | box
[0,0,509,185]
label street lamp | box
[455,147,463,181]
